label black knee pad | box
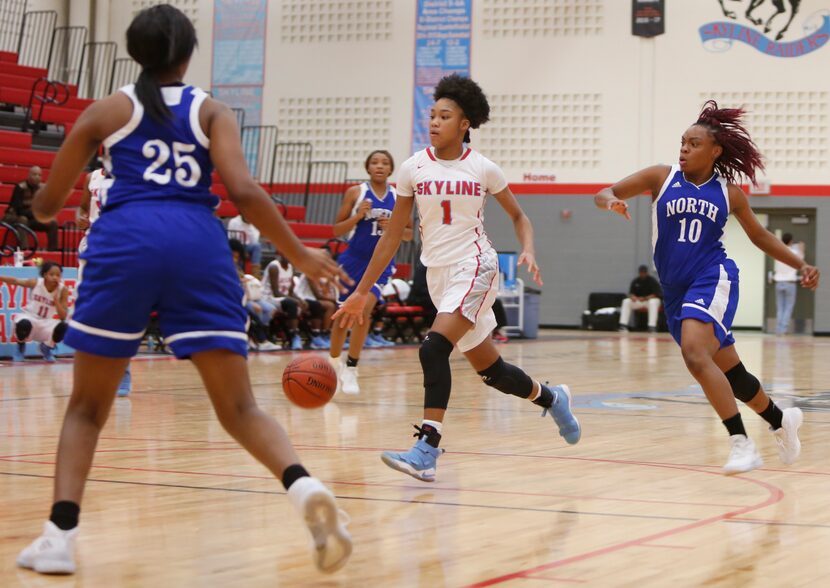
[477,357,534,399]
[280,298,299,317]
[420,331,453,410]
[725,362,760,403]
[52,321,68,343]
[15,319,32,341]
[307,299,324,319]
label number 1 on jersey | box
[440,200,452,225]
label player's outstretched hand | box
[294,247,353,293]
[517,250,543,286]
[607,199,631,220]
[801,265,820,290]
[332,291,367,329]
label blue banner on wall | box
[411,0,472,154]
[0,266,77,359]
[211,0,267,126]
[700,13,829,58]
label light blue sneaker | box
[117,367,132,397]
[39,343,55,363]
[381,437,444,482]
[290,333,303,350]
[11,343,25,362]
[310,335,329,350]
[364,334,382,348]
[541,384,581,444]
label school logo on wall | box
[700,1,829,57]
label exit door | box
[758,209,817,334]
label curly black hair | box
[433,74,490,143]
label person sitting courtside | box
[619,265,662,333]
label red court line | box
[463,465,784,587]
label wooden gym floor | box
[1,329,830,587]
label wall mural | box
[702,1,828,57]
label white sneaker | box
[773,407,803,465]
[723,434,763,475]
[328,356,343,394]
[341,366,360,395]
[287,477,352,574]
[17,521,78,574]
[258,341,281,351]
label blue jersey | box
[102,84,216,210]
[652,165,731,287]
[345,182,396,258]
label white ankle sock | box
[422,419,443,434]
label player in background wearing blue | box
[328,150,413,394]
[17,5,352,576]
[596,101,820,474]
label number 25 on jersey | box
[142,140,202,187]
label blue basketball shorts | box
[66,202,248,359]
[336,249,393,304]
[662,261,739,349]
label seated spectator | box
[619,265,662,333]
[263,254,303,350]
[228,214,262,277]
[294,272,333,349]
[3,166,59,250]
[0,262,69,361]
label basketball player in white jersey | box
[334,74,581,482]
[78,167,131,395]
[1,261,69,362]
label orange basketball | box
[282,356,337,409]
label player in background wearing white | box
[334,75,581,482]
[0,261,69,362]
[17,5,351,575]
[78,167,132,394]
[263,254,304,349]
[329,150,412,394]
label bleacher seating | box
[0,48,345,267]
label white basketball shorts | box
[14,313,62,345]
[426,247,499,352]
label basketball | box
[282,356,337,408]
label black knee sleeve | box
[420,331,453,410]
[478,356,534,399]
[307,299,324,319]
[15,319,32,341]
[280,298,299,317]
[725,362,760,403]
[52,321,68,344]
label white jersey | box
[294,274,315,301]
[86,169,113,228]
[24,278,61,319]
[263,260,294,297]
[396,146,507,266]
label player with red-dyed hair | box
[595,100,820,474]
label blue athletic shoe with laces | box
[381,431,444,482]
[117,367,132,397]
[541,384,581,444]
[290,333,303,350]
[39,343,55,363]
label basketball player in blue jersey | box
[328,150,413,394]
[334,75,581,483]
[596,101,820,475]
[17,6,352,576]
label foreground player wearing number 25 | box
[596,101,820,475]
[334,74,581,483]
[17,5,352,576]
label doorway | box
[757,209,817,334]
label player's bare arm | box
[492,186,542,286]
[729,184,819,289]
[595,165,672,220]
